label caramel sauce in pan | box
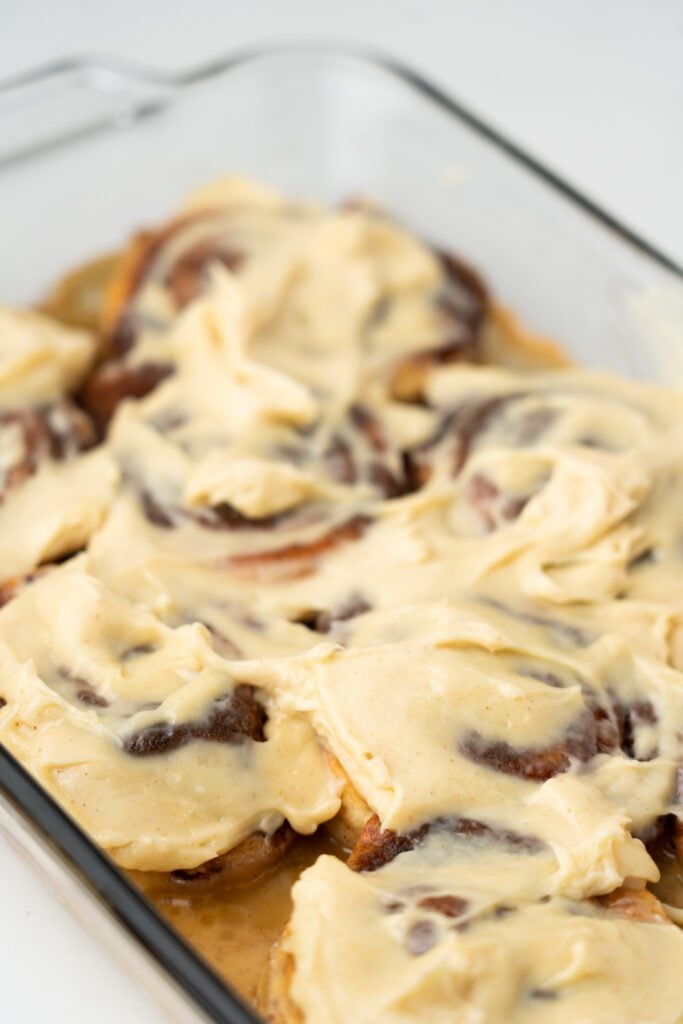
[131,832,343,1011]
[39,252,121,332]
[130,837,683,1018]
[652,847,683,914]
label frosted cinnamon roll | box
[264,841,683,1024]
[82,178,496,427]
[91,271,411,592]
[233,598,681,887]
[0,307,117,586]
[0,563,341,871]
[223,362,683,662]
[41,253,121,333]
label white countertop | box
[1,1,682,1021]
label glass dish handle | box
[0,57,177,169]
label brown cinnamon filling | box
[463,472,532,532]
[323,406,410,498]
[104,210,224,351]
[137,478,310,533]
[390,252,488,403]
[459,708,609,783]
[123,684,267,756]
[418,893,469,918]
[402,393,521,487]
[480,596,589,648]
[80,361,173,432]
[347,814,542,873]
[227,514,373,582]
[184,502,297,533]
[0,402,97,501]
[169,823,295,889]
[614,700,658,761]
[166,238,243,309]
[293,593,371,634]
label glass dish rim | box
[1,40,682,280]
[1,40,682,1024]
[0,745,258,1024]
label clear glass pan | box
[1,43,682,1024]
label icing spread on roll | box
[0,307,117,584]
[0,563,340,869]
[282,850,683,1024]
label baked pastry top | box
[2,178,683,1022]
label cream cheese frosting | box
[0,447,118,583]
[0,563,340,869]
[98,177,463,407]
[231,599,670,893]
[0,306,117,585]
[2,179,683,1021]
[282,851,683,1024]
[0,305,94,407]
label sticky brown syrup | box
[652,846,683,913]
[130,831,343,1013]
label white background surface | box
[1,2,682,1021]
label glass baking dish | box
[1,43,683,1024]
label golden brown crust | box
[0,565,54,608]
[40,253,121,333]
[481,304,572,372]
[100,228,164,342]
[597,885,671,924]
[390,343,472,403]
[672,816,683,865]
[323,754,372,850]
[132,823,296,897]
[390,303,569,404]
[348,813,542,873]
[83,209,244,427]
[347,813,415,872]
[99,209,227,344]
